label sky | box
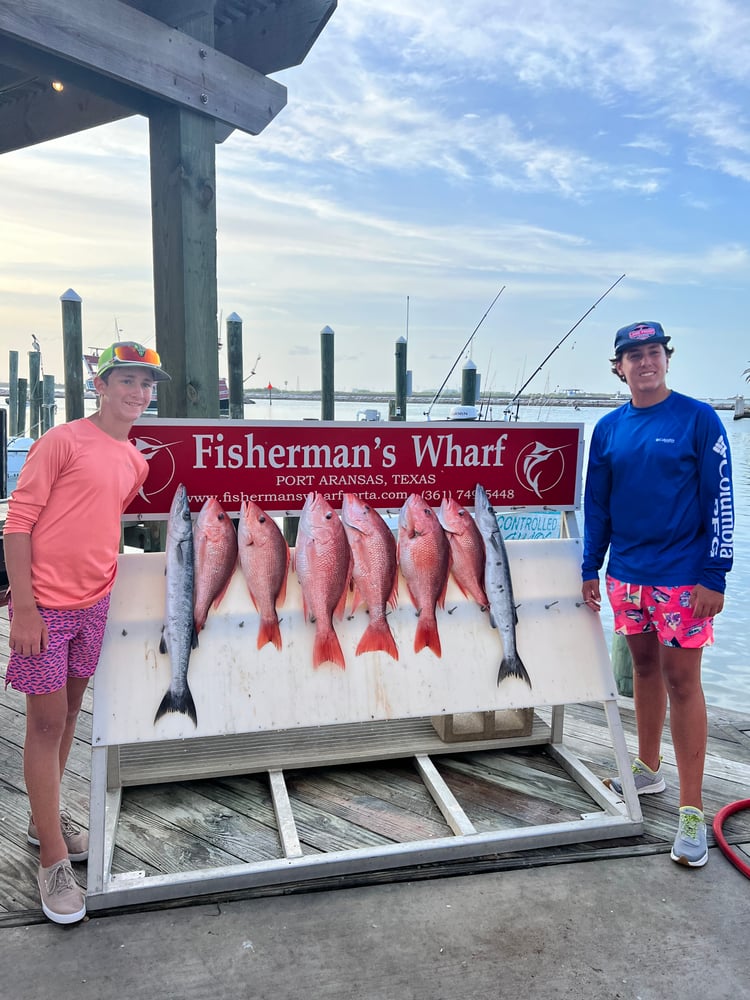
[2,0,750,400]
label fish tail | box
[154,683,198,726]
[313,628,346,669]
[356,619,399,660]
[497,654,532,688]
[414,614,442,657]
[257,615,282,651]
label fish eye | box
[259,515,266,523]
[218,512,225,521]
[325,512,332,519]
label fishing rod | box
[506,273,626,420]
[424,285,506,419]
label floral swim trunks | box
[605,576,714,649]
[5,594,111,695]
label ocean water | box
[44,394,750,714]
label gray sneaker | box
[37,859,86,925]
[671,806,708,867]
[28,810,88,862]
[606,757,666,796]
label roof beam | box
[0,0,287,135]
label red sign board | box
[125,419,584,519]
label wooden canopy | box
[0,0,336,151]
[0,0,337,419]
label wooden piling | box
[28,350,42,440]
[0,408,6,498]
[8,351,18,437]
[16,378,27,436]
[393,336,407,421]
[320,325,334,421]
[226,312,244,420]
[461,358,478,406]
[42,375,56,433]
[61,288,85,421]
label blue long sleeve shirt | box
[582,391,734,593]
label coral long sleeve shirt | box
[4,418,148,609]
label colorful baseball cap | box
[96,341,171,382]
[613,321,670,354]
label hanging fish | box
[341,493,399,660]
[237,499,290,650]
[193,498,238,633]
[438,495,488,609]
[473,483,531,688]
[294,492,352,669]
[397,493,450,657]
[155,484,199,725]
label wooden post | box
[61,288,85,421]
[320,325,334,421]
[8,351,18,437]
[16,378,27,436]
[0,407,6,498]
[393,335,407,421]
[29,350,42,439]
[42,374,56,433]
[611,631,633,698]
[226,312,244,420]
[148,8,219,420]
[462,358,478,406]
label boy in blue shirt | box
[582,321,734,867]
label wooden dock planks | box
[1,603,749,920]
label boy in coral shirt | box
[4,341,170,924]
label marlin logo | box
[132,436,181,503]
[516,442,568,499]
[133,437,181,462]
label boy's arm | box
[5,533,48,656]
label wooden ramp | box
[2,609,750,921]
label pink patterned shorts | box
[5,594,111,695]
[606,576,714,649]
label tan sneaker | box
[28,810,89,862]
[37,859,86,924]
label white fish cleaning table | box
[86,535,642,910]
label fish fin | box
[193,610,207,634]
[154,684,198,726]
[356,620,399,660]
[159,632,167,654]
[277,550,290,607]
[257,616,282,651]
[436,575,449,611]
[211,568,236,613]
[333,582,349,621]
[387,573,399,611]
[414,615,442,657]
[497,654,532,688]
[313,630,346,669]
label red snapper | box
[341,493,399,660]
[294,492,352,669]
[193,498,238,633]
[238,500,290,651]
[397,494,450,657]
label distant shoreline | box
[244,390,739,411]
[1,384,740,412]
